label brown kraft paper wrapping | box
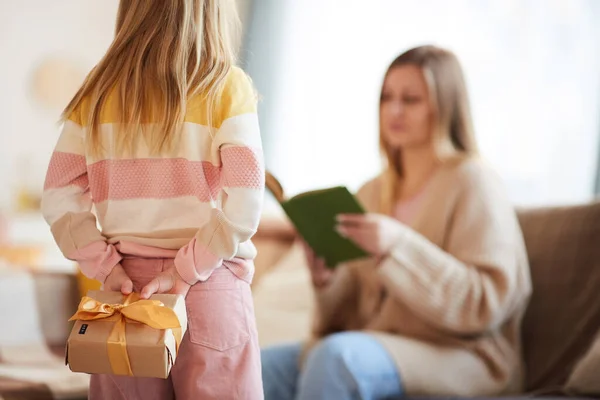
[66,290,187,379]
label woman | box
[261,45,532,399]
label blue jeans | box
[261,332,403,400]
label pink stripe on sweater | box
[221,146,264,189]
[44,152,88,190]
[87,150,262,202]
[88,159,221,203]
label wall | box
[240,0,290,163]
[0,1,120,211]
[249,0,600,207]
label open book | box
[265,172,369,268]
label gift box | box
[66,290,187,379]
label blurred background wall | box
[242,0,600,207]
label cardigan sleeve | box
[311,264,361,336]
[310,178,381,335]
[378,163,530,335]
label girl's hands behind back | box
[140,264,192,299]
[103,263,133,295]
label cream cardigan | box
[309,158,532,396]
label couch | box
[251,200,600,398]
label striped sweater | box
[41,67,264,285]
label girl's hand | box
[336,213,406,258]
[301,240,333,288]
[103,263,133,295]
[140,264,192,299]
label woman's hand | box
[140,264,192,299]
[301,240,334,289]
[336,213,406,258]
[103,263,133,295]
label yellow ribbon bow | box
[69,293,183,376]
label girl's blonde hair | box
[63,0,241,157]
[379,45,479,213]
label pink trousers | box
[89,258,263,400]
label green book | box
[266,172,369,268]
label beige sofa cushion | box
[252,241,314,347]
[518,201,600,393]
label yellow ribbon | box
[69,293,183,376]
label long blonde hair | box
[63,0,240,158]
[379,45,478,213]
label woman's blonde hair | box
[63,0,240,157]
[379,45,478,213]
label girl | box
[41,1,264,399]
[261,45,532,399]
